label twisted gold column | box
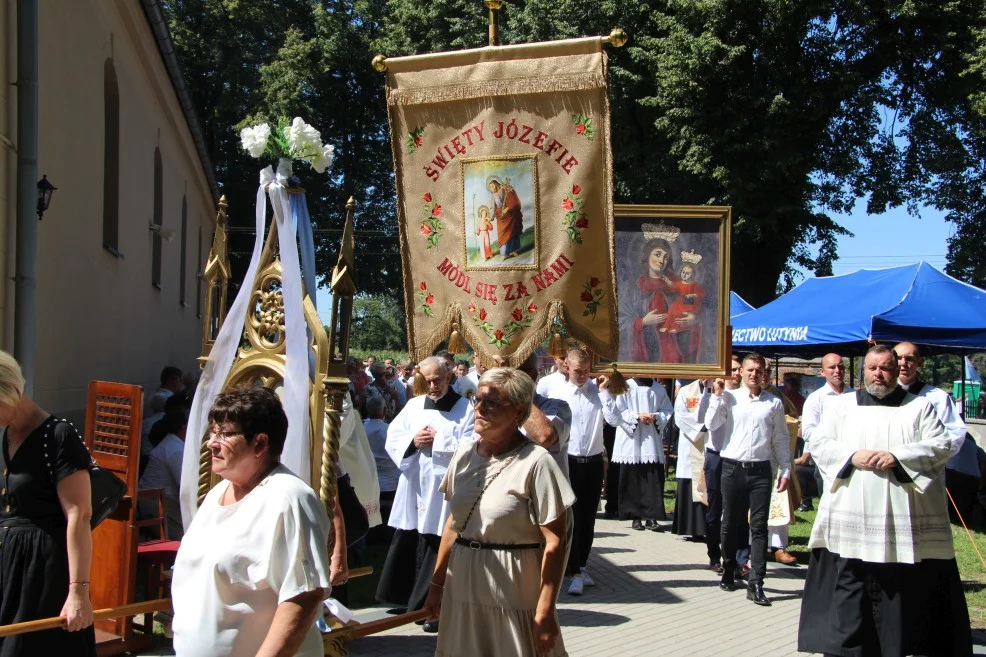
[319,377,350,546]
[197,437,213,506]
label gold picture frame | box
[593,204,732,378]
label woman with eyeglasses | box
[423,368,575,656]
[170,387,333,657]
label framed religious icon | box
[594,204,732,378]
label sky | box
[811,201,952,278]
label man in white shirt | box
[798,345,970,656]
[376,356,474,631]
[138,405,188,539]
[703,352,790,605]
[894,341,977,522]
[518,353,572,478]
[536,355,569,398]
[797,353,852,511]
[556,347,619,596]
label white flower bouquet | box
[239,117,335,173]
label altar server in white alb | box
[611,378,673,531]
[798,345,971,656]
[375,357,474,632]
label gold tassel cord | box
[413,365,428,397]
[448,322,467,355]
[548,332,567,359]
[607,362,630,396]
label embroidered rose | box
[572,184,583,195]
[423,192,432,203]
[419,281,427,291]
[432,205,443,217]
[420,223,433,236]
[468,302,476,313]
[512,308,523,321]
[494,329,504,340]
[562,198,574,211]
[479,308,487,321]
[581,290,593,303]
[589,277,600,287]
[414,136,423,147]
[425,294,435,305]
[575,123,587,135]
[527,302,538,313]
[575,216,588,229]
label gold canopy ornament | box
[381,36,624,367]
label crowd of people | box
[0,338,977,656]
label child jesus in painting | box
[475,205,494,261]
[662,249,705,362]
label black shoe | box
[631,519,644,531]
[719,575,736,592]
[422,620,440,633]
[747,583,771,606]
[644,519,665,532]
[796,501,814,512]
[708,561,724,574]
[603,510,617,520]
[735,564,751,581]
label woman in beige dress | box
[423,367,575,656]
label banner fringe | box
[388,73,606,107]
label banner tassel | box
[607,363,630,396]
[412,365,428,397]
[548,332,567,359]
[448,322,467,355]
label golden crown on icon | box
[641,221,680,243]
[680,249,703,265]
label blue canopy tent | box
[730,291,755,318]
[731,262,986,356]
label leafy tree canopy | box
[164,0,986,311]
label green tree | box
[349,293,408,351]
[165,0,986,309]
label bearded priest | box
[797,344,971,656]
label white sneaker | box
[567,574,584,596]
[581,569,595,587]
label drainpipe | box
[14,0,38,393]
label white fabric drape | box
[180,168,272,529]
[267,160,312,484]
[180,162,311,528]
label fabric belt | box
[455,536,542,551]
[721,457,770,469]
[568,453,604,464]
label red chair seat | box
[137,539,180,567]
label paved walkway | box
[346,515,808,657]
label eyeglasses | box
[471,396,508,412]
[208,429,246,445]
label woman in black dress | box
[0,351,95,655]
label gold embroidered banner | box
[386,37,618,367]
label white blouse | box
[171,465,332,657]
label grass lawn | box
[664,470,986,629]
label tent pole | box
[849,356,855,388]
[960,352,966,421]
[774,356,779,385]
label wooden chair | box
[84,381,153,656]
[133,487,180,635]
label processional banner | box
[386,37,619,366]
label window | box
[152,147,163,288]
[179,194,188,305]
[196,225,203,318]
[102,59,120,255]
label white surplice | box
[385,393,475,535]
[672,380,708,481]
[809,389,962,563]
[610,380,673,465]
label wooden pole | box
[324,609,430,642]
[0,598,173,638]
